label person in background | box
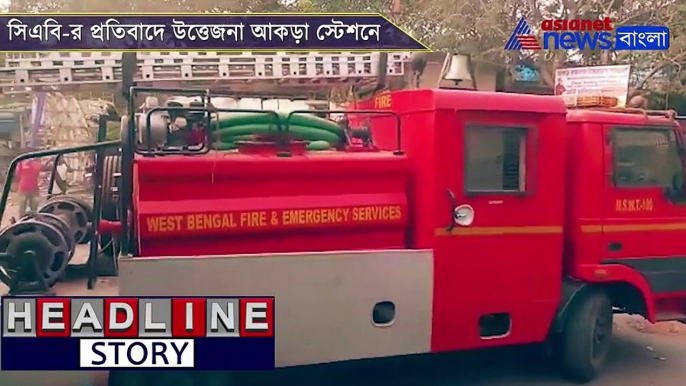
[52,156,71,195]
[16,155,42,217]
[555,78,566,95]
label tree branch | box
[616,9,659,26]
[527,0,543,22]
[630,52,686,97]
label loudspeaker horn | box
[453,204,475,227]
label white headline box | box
[79,339,195,368]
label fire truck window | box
[465,127,527,192]
[613,128,683,188]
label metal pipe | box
[87,115,108,289]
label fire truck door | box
[602,125,686,296]
[431,115,564,351]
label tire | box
[95,252,118,277]
[108,371,145,386]
[109,370,232,386]
[559,289,613,383]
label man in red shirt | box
[16,157,42,217]
[555,78,567,95]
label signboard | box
[554,65,631,107]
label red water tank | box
[133,146,410,257]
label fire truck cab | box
[566,106,686,318]
[356,88,686,382]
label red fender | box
[575,263,656,322]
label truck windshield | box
[613,127,683,188]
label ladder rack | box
[0,52,409,95]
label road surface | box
[262,316,686,386]
[0,313,684,386]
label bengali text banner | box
[0,14,428,51]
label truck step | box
[0,52,409,93]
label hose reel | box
[0,195,94,288]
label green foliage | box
[299,0,686,90]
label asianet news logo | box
[505,17,669,51]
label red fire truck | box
[352,89,686,382]
[0,53,684,385]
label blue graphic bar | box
[2,337,275,370]
[614,25,670,51]
[0,14,429,51]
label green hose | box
[214,112,344,138]
[307,140,331,151]
[213,124,342,146]
[210,112,344,152]
[212,140,332,151]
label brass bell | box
[443,53,473,83]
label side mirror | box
[665,173,686,202]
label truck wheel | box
[108,371,143,386]
[559,289,613,383]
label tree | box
[7,0,685,97]
[298,0,686,95]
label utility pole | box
[392,0,402,21]
[121,52,137,102]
